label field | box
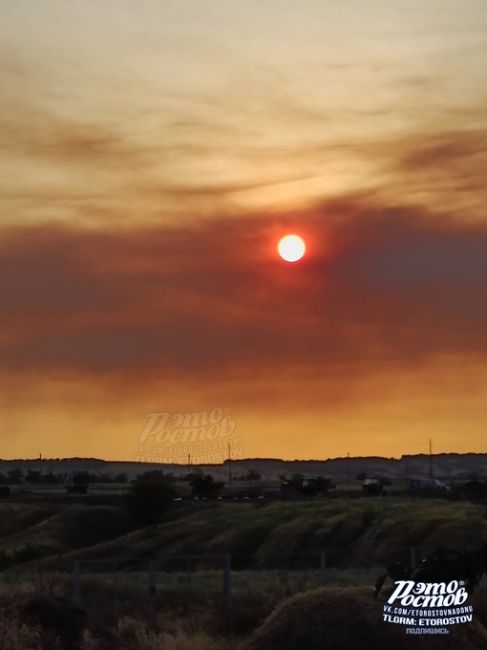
[0,493,486,648]
[1,495,486,565]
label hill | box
[1,452,487,480]
[5,498,486,570]
[245,587,487,650]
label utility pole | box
[429,439,433,479]
[228,441,232,486]
[39,453,42,484]
[187,453,191,475]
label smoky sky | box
[2,1,487,458]
[1,196,487,387]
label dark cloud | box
[2,47,487,230]
[1,197,487,383]
[398,130,487,172]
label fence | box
[0,547,483,634]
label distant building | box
[280,476,335,497]
[362,477,387,496]
[407,476,450,493]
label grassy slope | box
[9,497,485,570]
[0,502,131,561]
[245,586,487,650]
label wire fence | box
[1,545,481,633]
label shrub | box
[125,472,176,525]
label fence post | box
[72,561,83,607]
[148,561,156,596]
[320,549,327,586]
[223,552,232,634]
[185,557,192,612]
[409,546,416,569]
[148,561,157,628]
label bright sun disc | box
[277,234,306,262]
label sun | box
[277,234,306,262]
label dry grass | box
[82,617,235,650]
[0,611,238,650]
[0,582,485,650]
[245,586,487,650]
[0,617,41,650]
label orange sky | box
[1,1,487,460]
